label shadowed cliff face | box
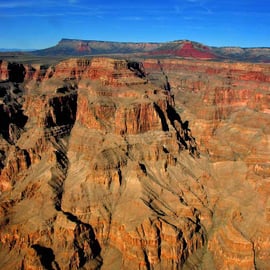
[0,56,269,269]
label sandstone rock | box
[0,56,269,269]
[150,41,216,59]
[0,57,205,270]
[143,58,270,269]
[0,60,9,81]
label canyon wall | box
[0,58,208,270]
[0,56,269,269]
[143,58,270,269]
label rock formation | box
[0,55,269,269]
[0,57,208,270]
[143,58,270,269]
[28,39,270,62]
[149,42,216,59]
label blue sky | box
[1,0,269,49]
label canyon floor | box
[0,55,270,270]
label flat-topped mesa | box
[88,58,146,86]
[52,57,147,86]
[0,57,147,88]
[53,57,176,136]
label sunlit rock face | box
[0,56,269,269]
[0,57,208,270]
[143,58,270,270]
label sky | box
[0,0,270,49]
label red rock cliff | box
[1,56,269,269]
[0,57,205,270]
[143,58,270,269]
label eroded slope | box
[1,56,269,269]
[0,58,210,270]
[143,59,270,269]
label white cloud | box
[0,0,77,9]
[119,16,144,21]
[0,1,35,8]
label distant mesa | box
[149,41,217,59]
[2,38,270,62]
[31,38,162,57]
[30,39,218,59]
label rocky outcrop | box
[143,58,270,269]
[0,60,9,81]
[150,41,216,59]
[0,55,269,269]
[0,57,205,270]
[0,60,51,83]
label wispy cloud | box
[1,0,244,21]
[0,0,77,9]
[68,0,79,3]
[0,12,66,17]
[0,5,107,18]
[0,0,102,18]
[119,16,144,21]
[0,1,35,8]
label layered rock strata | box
[143,58,270,269]
[0,57,208,270]
[1,56,269,269]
